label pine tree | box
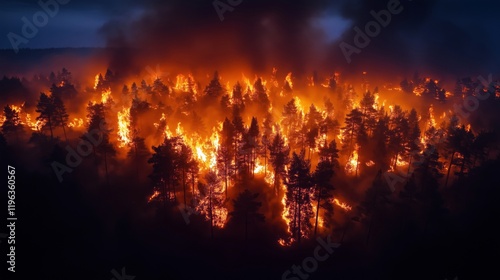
[285,151,314,243]
[85,102,115,185]
[1,106,23,142]
[204,71,225,99]
[232,82,244,111]
[218,117,235,198]
[36,93,56,139]
[127,134,150,178]
[245,117,260,176]
[148,136,183,205]
[341,108,363,156]
[229,189,265,241]
[269,133,290,195]
[52,93,69,142]
[253,78,270,112]
[313,152,336,236]
[360,91,378,135]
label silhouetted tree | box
[36,93,56,139]
[285,151,314,243]
[360,170,391,244]
[444,119,474,186]
[229,189,265,241]
[269,133,290,195]
[2,106,23,141]
[206,72,225,97]
[313,155,335,236]
[219,117,235,198]
[360,91,378,135]
[342,108,363,156]
[148,136,183,205]
[127,134,150,178]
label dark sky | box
[1,0,499,76]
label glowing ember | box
[148,190,160,202]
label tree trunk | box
[183,169,187,206]
[48,117,53,140]
[459,155,466,175]
[297,188,301,244]
[366,213,374,245]
[264,144,267,176]
[224,163,228,200]
[209,184,214,240]
[61,119,68,143]
[314,186,322,237]
[406,156,413,177]
[191,172,196,207]
[355,156,359,177]
[274,171,279,195]
[393,152,399,171]
[104,150,109,186]
[244,212,248,242]
[444,151,455,187]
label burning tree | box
[196,171,228,238]
[218,117,235,199]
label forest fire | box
[67,118,84,129]
[1,66,498,250]
[0,1,499,278]
[4,64,497,251]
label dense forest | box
[1,66,499,280]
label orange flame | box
[333,198,352,211]
[117,107,132,148]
